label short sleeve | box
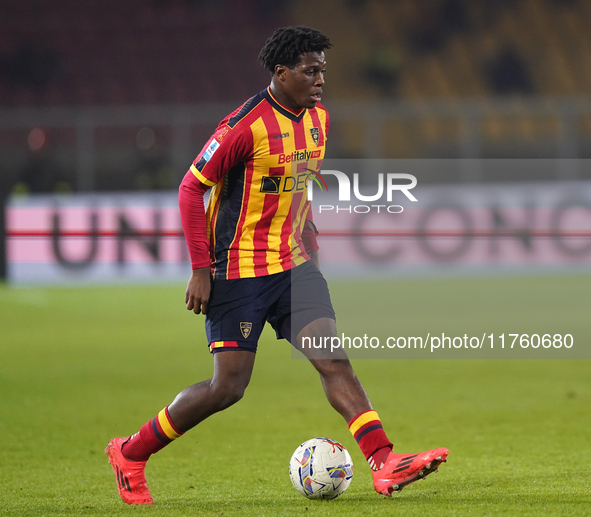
[189,124,252,186]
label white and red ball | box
[289,437,353,500]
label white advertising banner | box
[6,179,591,284]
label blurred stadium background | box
[2,0,591,282]
[2,3,590,514]
[3,0,591,192]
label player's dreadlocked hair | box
[258,26,332,73]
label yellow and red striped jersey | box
[189,87,328,280]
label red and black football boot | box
[372,447,448,496]
[105,437,154,505]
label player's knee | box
[211,379,248,409]
[314,358,353,378]
[222,388,245,408]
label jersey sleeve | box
[180,122,252,269]
[189,123,252,187]
[179,171,211,269]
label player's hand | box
[185,267,211,314]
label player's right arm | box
[185,266,211,315]
[179,172,211,314]
[179,121,252,314]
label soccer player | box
[105,26,448,505]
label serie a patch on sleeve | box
[202,139,220,162]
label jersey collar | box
[264,87,306,123]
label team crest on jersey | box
[240,322,252,338]
[310,127,320,146]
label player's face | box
[280,52,326,110]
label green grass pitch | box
[0,274,590,516]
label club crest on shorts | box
[240,322,252,338]
[310,127,319,146]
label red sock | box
[348,410,393,471]
[122,406,184,462]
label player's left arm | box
[308,250,320,270]
[302,208,320,270]
[303,107,328,271]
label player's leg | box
[287,315,394,466]
[122,349,255,458]
[105,349,255,505]
[106,271,279,504]
[278,266,397,476]
[290,316,372,422]
[282,261,448,496]
[167,349,255,430]
[294,316,448,496]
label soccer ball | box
[288,437,354,500]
